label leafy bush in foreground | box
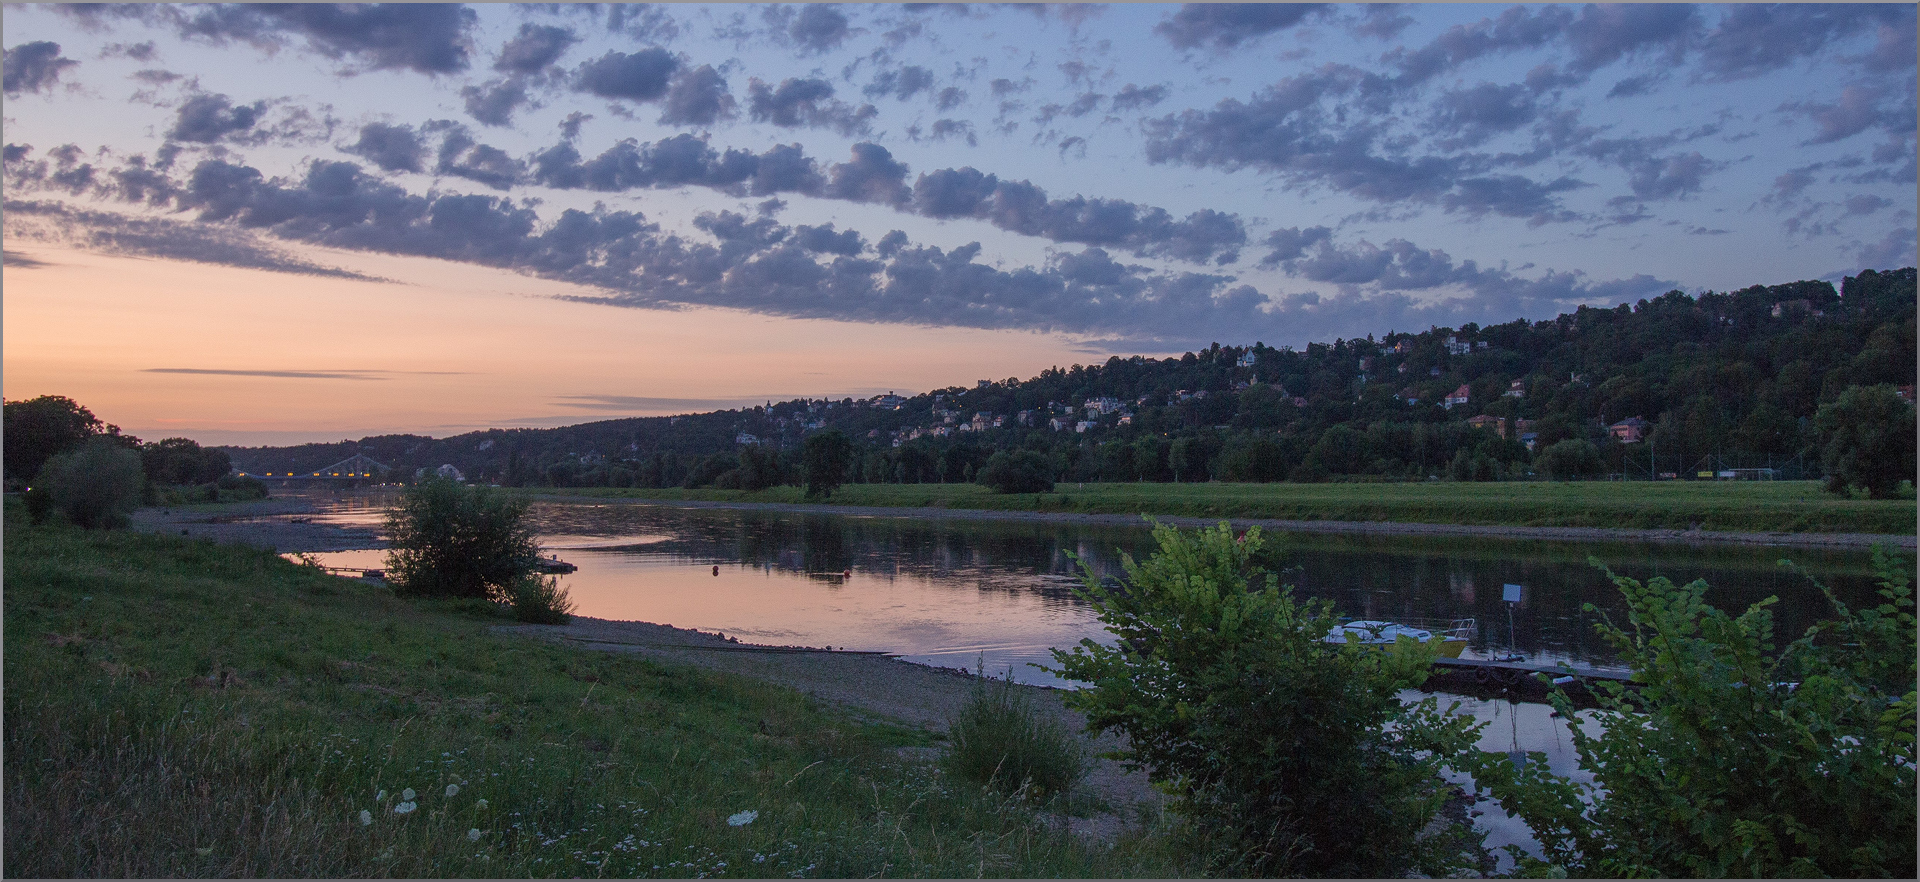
[1052,522,1482,877]
[1469,551,1917,878]
[384,477,539,600]
[942,668,1084,800]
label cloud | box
[864,64,935,101]
[1857,226,1918,268]
[550,394,769,412]
[169,3,477,75]
[494,23,576,74]
[1109,83,1169,113]
[461,78,530,127]
[4,41,80,95]
[1698,4,1912,81]
[4,249,51,268]
[344,122,426,173]
[746,77,876,135]
[1430,82,1536,146]
[1784,84,1912,145]
[824,143,910,205]
[143,368,389,380]
[101,41,158,62]
[658,64,735,126]
[574,48,679,102]
[429,122,523,190]
[166,92,266,143]
[785,5,853,54]
[2,198,381,281]
[1156,4,1332,50]
[1561,3,1696,75]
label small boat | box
[1324,618,1473,658]
[534,555,578,574]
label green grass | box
[3,502,1193,878]
[541,480,1914,535]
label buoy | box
[842,568,851,577]
[711,565,719,576]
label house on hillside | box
[1445,335,1470,355]
[1399,386,1421,405]
[1237,351,1258,367]
[1503,380,1526,398]
[735,432,760,445]
[1443,384,1471,409]
[1608,417,1651,443]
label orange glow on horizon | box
[4,244,1127,446]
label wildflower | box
[475,798,489,810]
[401,788,416,801]
[375,789,387,801]
[194,847,213,856]
[468,828,483,841]
[359,810,373,826]
[726,810,758,827]
[445,783,460,798]
[394,801,418,815]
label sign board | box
[1502,583,1524,603]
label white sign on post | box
[1502,583,1523,603]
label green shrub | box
[29,437,145,529]
[384,478,539,600]
[1052,521,1482,877]
[942,668,1084,801]
[1535,438,1603,480]
[1469,551,1917,878]
[1814,384,1916,499]
[976,450,1056,493]
[507,573,575,625]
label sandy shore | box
[539,495,1917,550]
[129,498,386,552]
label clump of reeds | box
[507,573,575,625]
[941,665,1086,801]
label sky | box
[4,3,1915,445]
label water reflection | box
[300,493,1892,686]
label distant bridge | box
[238,452,388,481]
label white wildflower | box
[475,798,489,810]
[726,809,758,827]
[401,788,416,801]
[445,783,460,798]
[468,828,483,841]
[359,810,373,826]
[394,801,418,815]
[375,789,387,802]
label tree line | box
[223,266,1915,497]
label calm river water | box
[297,491,1900,867]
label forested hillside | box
[225,267,1916,490]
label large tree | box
[1814,384,1917,499]
[3,395,118,489]
[801,429,853,499]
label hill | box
[224,267,1916,490]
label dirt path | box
[539,495,1916,550]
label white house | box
[1442,384,1471,409]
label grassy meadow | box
[544,479,1914,536]
[2,502,1191,878]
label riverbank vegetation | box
[226,268,1914,500]
[541,479,1914,536]
[3,500,1196,878]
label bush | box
[942,667,1084,801]
[28,437,145,529]
[507,573,575,625]
[384,478,539,600]
[1469,552,1917,878]
[1051,522,1482,877]
[4,395,112,490]
[1534,438,1603,480]
[1814,384,1916,499]
[975,450,1055,493]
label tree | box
[802,430,853,499]
[1814,384,1915,498]
[976,449,1055,493]
[27,437,145,529]
[1468,556,1916,877]
[139,437,232,486]
[4,395,114,489]
[1051,523,1483,877]
[384,477,539,600]
[1534,438,1603,480]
